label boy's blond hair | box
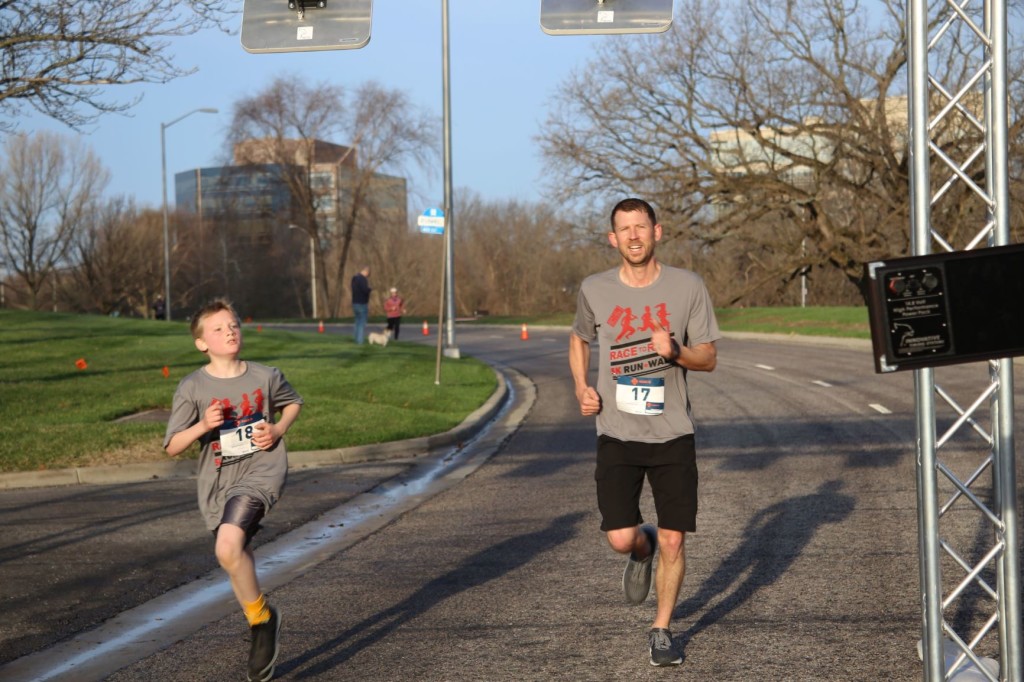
[189,298,239,340]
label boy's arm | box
[165,399,225,457]
[273,403,301,439]
[165,422,208,457]
[253,402,302,451]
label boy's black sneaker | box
[248,605,281,682]
[648,627,683,666]
[622,524,658,605]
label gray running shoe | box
[648,627,683,666]
[247,605,281,682]
[622,524,658,605]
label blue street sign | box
[418,207,445,235]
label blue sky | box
[17,3,610,214]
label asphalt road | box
[2,325,1021,681]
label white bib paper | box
[218,413,266,458]
[615,376,665,416]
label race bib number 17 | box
[616,376,665,416]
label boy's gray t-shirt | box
[164,361,303,531]
[573,264,721,443]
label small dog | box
[368,328,392,347]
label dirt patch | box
[113,409,171,424]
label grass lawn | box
[469,306,870,338]
[0,306,868,473]
[0,310,496,473]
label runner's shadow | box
[283,511,586,678]
[674,480,854,646]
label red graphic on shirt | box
[218,398,236,420]
[640,303,669,333]
[231,389,266,418]
[607,306,638,342]
[607,304,669,342]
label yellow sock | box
[243,593,270,627]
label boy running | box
[164,298,303,682]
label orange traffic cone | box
[422,320,429,336]
[521,323,529,340]
[318,320,324,333]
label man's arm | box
[675,340,717,372]
[650,319,718,372]
[569,333,602,416]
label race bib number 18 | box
[616,376,665,416]
[219,413,266,458]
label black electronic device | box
[865,243,1024,372]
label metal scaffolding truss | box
[907,0,1022,679]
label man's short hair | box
[610,198,657,229]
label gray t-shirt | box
[164,361,303,531]
[573,264,721,443]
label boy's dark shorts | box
[595,433,697,533]
[213,494,266,547]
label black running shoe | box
[648,627,683,666]
[247,605,281,682]
[622,524,658,605]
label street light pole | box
[288,224,317,319]
[161,107,218,321]
[309,233,317,319]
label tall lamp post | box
[288,224,317,319]
[161,107,218,321]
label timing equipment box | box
[864,243,1024,373]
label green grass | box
[0,310,496,473]
[714,306,870,338]
[470,306,871,338]
[0,306,868,473]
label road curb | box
[0,368,510,491]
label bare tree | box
[227,75,439,317]
[539,0,1024,305]
[0,130,109,309]
[453,193,606,315]
[0,0,233,130]
[64,199,164,316]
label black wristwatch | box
[667,339,681,363]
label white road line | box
[870,403,892,414]
[755,364,775,371]
[812,380,833,388]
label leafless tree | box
[227,75,439,318]
[0,130,109,309]
[453,193,607,316]
[539,0,1024,305]
[64,199,164,316]
[0,0,234,130]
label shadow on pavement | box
[281,511,586,679]
[674,480,854,647]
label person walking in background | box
[164,298,303,682]
[384,286,406,340]
[569,197,720,668]
[351,266,371,344]
[153,296,166,320]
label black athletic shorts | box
[213,494,266,547]
[595,433,698,533]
